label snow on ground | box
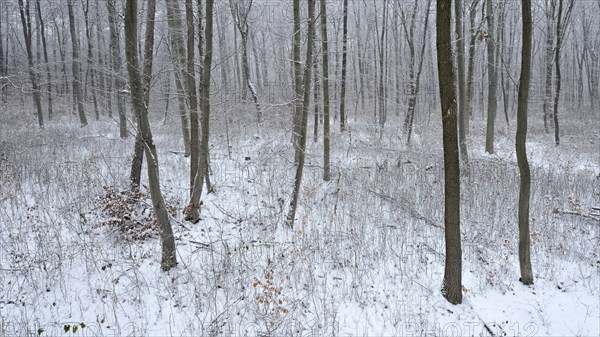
[0,101,598,336]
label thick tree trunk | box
[516,0,534,286]
[287,0,316,228]
[67,0,88,127]
[124,0,177,271]
[436,0,462,305]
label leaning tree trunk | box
[287,0,316,228]
[67,0,88,127]
[124,0,177,271]
[516,0,534,286]
[185,0,214,224]
[436,0,462,305]
[17,0,44,128]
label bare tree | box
[230,0,261,123]
[292,0,302,164]
[485,0,497,154]
[17,0,44,128]
[34,0,53,121]
[67,0,88,127]
[551,0,575,146]
[320,0,331,181]
[339,0,349,132]
[185,0,215,223]
[436,0,462,305]
[82,0,100,120]
[287,0,316,228]
[124,0,177,271]
[542,0,555,133]
[516,0,534,286]
[106,0,127,138]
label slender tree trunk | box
[18,0,44,128]
[313,58,320,143]
[186,0,200,195]
[516,0,533,286]
[67,0,88,127]
[552,0,574,146]
[35,0,53,121]
[124,0,177,271]
[185,0,214,223]
[95,0,107,115]
[130,0,157,190]
[82,0,99,120]
[377,0,388,133]
[436,0,462,305]
[339,0,348,132]
[165,0,191,157]
[292,0,302,163]
[485,0,497,154]
[542,1,555,133]
[465,0,480,132]
[287,0,316,228]
[106,0,128,138]
[320,0,331,181]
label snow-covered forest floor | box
[1,100,598,337]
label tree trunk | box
[292,0,302,163]
[165,0,191,157]
[339,0,348,132]
[67,0,88,127]
[485,0,497,154]
[106,0,128,138]
[82,0,99,120]
[18,0,44,128]
[34,0,53,121]
[287,0,316,228]
[542,1,555,133]
[377,0,388,133]
[130,0,157,190]
[185,0,214,223]
[456,0,469,165]
[186,0,200,195]
[124,0,177,271]
[516,0,533,286]
[436,0,462,305]
[465,0,480,132]
[320,0,331,181]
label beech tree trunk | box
[436,0,462,305]
[516,0,534,286]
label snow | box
[0,103,598,336]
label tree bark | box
[67,0,88,127]
[287,0,316,228]
[82,0,99,120]
[320,0,331,181]
[339,0,348,132]
[34,0,53,121]
[185,0,215,223]
[18,0,44,128]
[456,0,469,165]
[436,0,462,305]
[124,0,177,271]
[516,0,534,286]
[485,0,497,154]
[106,0,128,138]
